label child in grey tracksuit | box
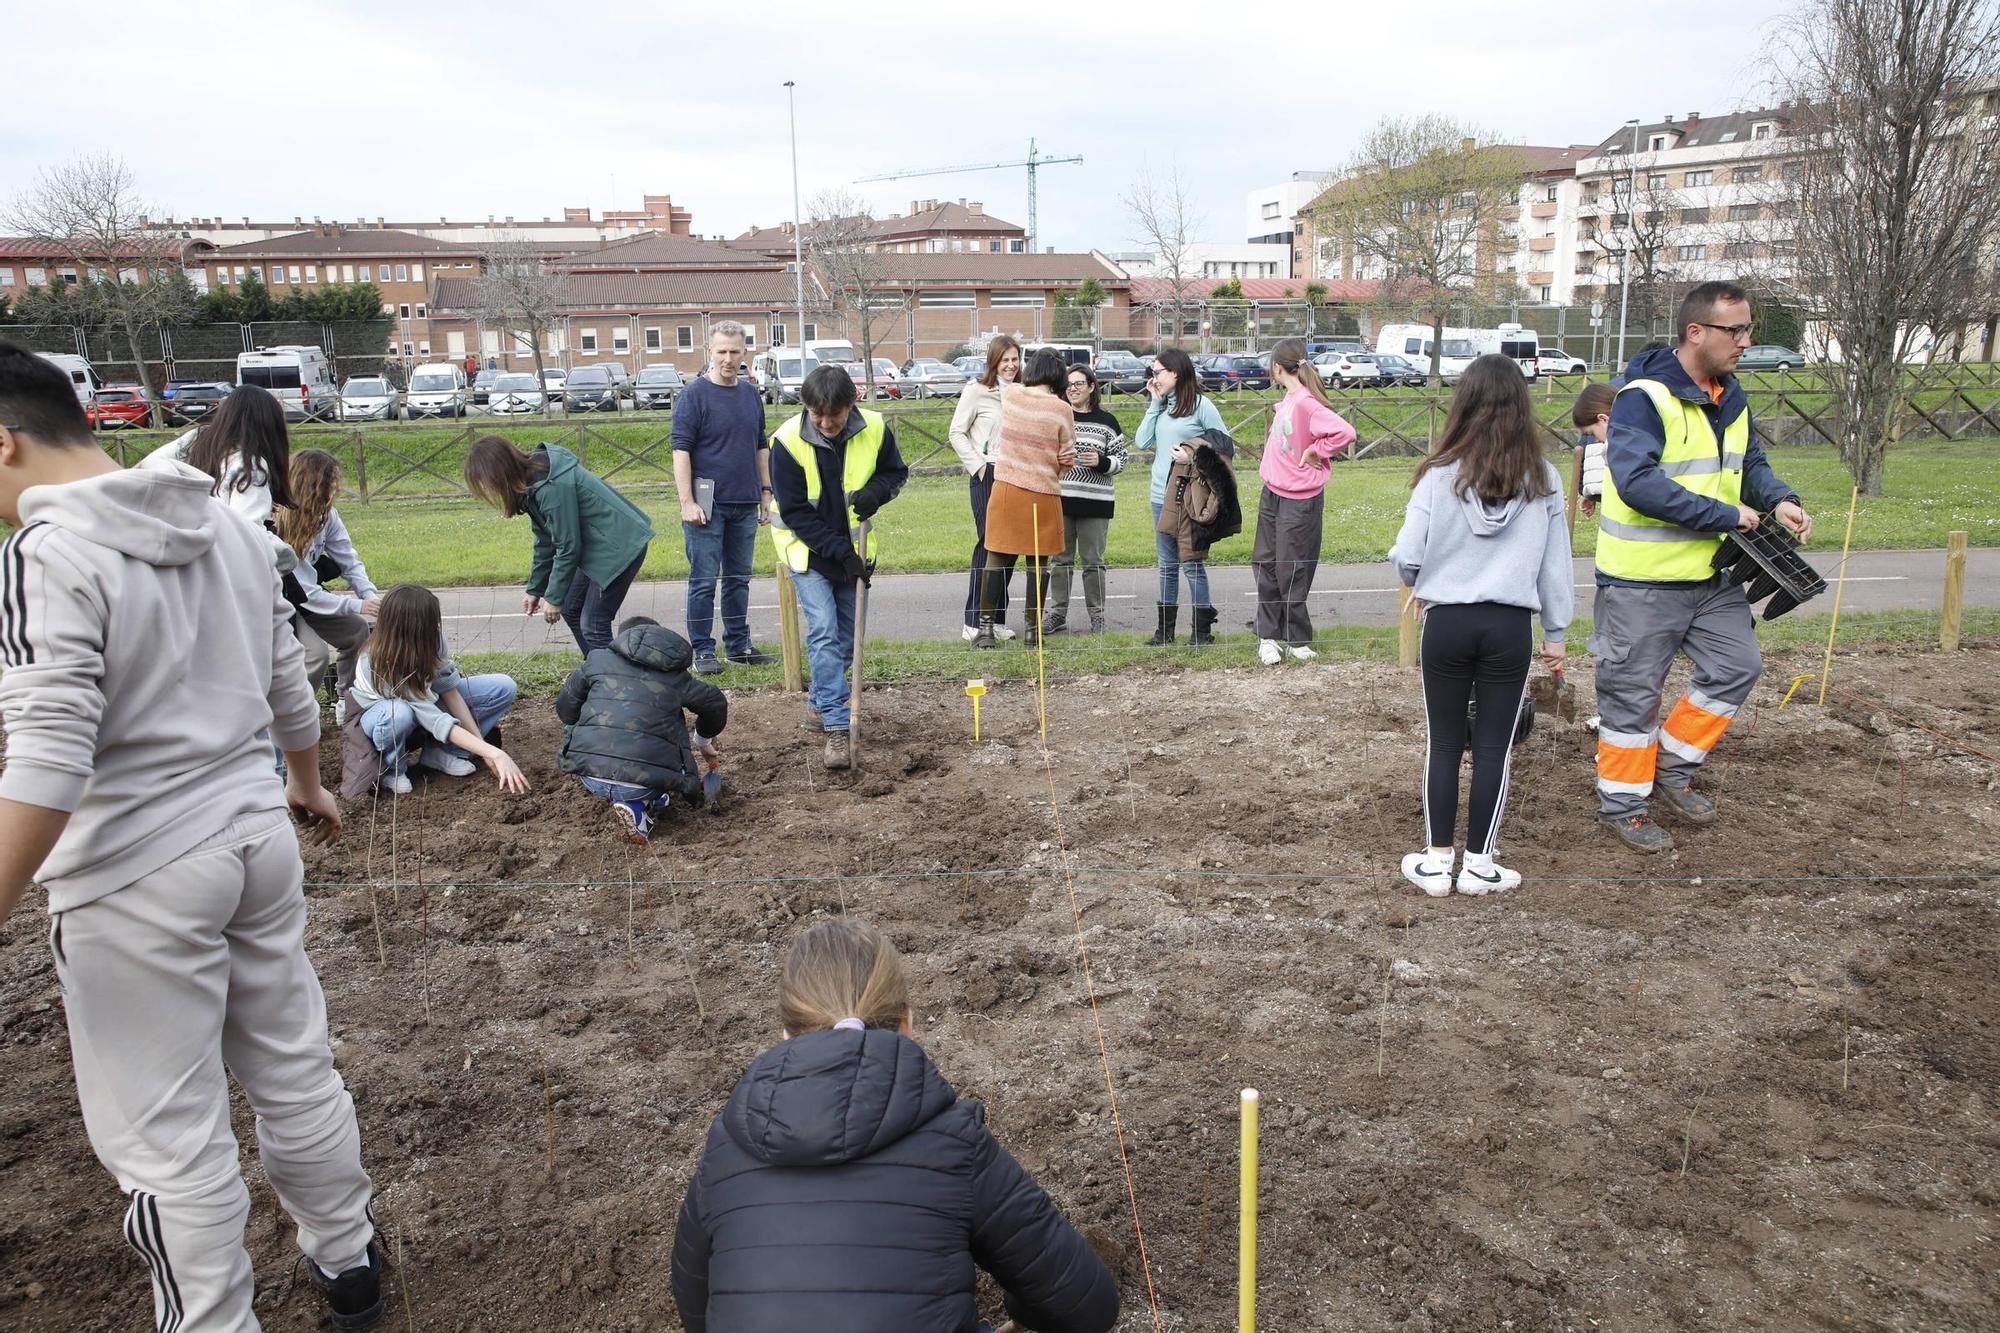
[0,345,383,1332]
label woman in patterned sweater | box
[973,349,1075,648]
[1041,364,1127,638]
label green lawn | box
[326,435,2000,589]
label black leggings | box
[1420,602,1532,853]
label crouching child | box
[556,616,728,844]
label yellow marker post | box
[1239,1087,1259,1333]
[1778,673,1815,711]
[965,679,987,742]
[1818,485,1861,706]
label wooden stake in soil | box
[1842,1008,1852,1092]
[415,783,431,1025]
[393,1212,418,1331]
[542,1053,557,1177]
[1376,970,1391,1077]
[366,785,387,967]
[1942,529,1968,651]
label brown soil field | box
[4,644,1998,1331]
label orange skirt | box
[983,479,1065,558]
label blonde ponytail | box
[779,919,911,1035]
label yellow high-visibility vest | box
[1595,377,1746,583]
[768,409,886,573]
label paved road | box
[437,548,1997,654]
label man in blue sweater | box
[673,321,776,675]
[1591,282,1812,852]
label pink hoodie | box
[1260,388,1356,499]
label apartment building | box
[1246,172,1335,278]
[1496,147,1595,306]
[728,200,1028,257]
[1126,276,1380,345]
[0,235,215,297]
[150,194,694,250]
[207,228,484,360]
[1124,243,1293,282]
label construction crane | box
[856,138,1082,253]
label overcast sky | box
[3,1,1788,253]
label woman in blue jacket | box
[672,919,1119,1333]
[1135,348,1226,646]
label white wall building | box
[1125,242,1294,281]
[1246,172,1335,278]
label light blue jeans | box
[358,673,517,774]
[1151,500,1211,609]
[790,567,856,731]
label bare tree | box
[473,235,569,409]
[1313,118,1527,379]
[803,189,904,399]
[4,153,195,425]
[1583,167,1687,357]
[1123,163,1202,347]
[1767,0,2000,495]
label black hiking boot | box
[1145,605,1178,647]
[311,1242,387,1331]
[1599,813,1675,853]
[1653,783,1717,825]
[1187,605,1219,647]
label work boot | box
[1023,618,1041,648]
[1653,782,1718,825]
[1599,813,1674,853]
[1145,605,1178,647]
[822,731,852,771]
[1088,610,1106,634]
[1188,605,1219,647]
[972,615,999,649]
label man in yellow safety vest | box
[1591,281,1813,852]
[768,364,909,771]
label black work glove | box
[841,551,870,584]
[851,490,880,521]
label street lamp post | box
[785,81,806,359]
[1614,117,1640,371]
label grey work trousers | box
[1251,489,1324,646]
[1045,514,1110,624]
[1588,578,1763,818]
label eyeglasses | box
[1066,380,1089,391]
[1699,322,1755,343]
[1149,366,1168,377]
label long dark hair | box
[187,384,293,507]
[366,584,444,701]
[1415,354,1553,504]
[1154,348,1200,419]
[464,436,548,517]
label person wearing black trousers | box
[1388,355,1574,898]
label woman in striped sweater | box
[1041,363,1127,637]
[974,349,1075,649]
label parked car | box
[238,345,339,422]
[1093,351,1149,394]
[1536,349,1589,376]
[901,357,950,375]
[952,354,988,379]
[405,363,468,419]
[540,366,568,402]
[487,373,546,415]
[1736,344,1806,372]
[164,380,232,425]
[1192,354,1229,392]
[1212,354,1271,392]
[584,362,631,390]
[339,376,402,422]
[1311,340,1368,356]
[635,364,685,409]
[843,361,898,400]
[1313,351,1382,389]
[471,368,506,408]
[900,361,968,399]
[870,359,907,399]
[752,350,808,404]
[563,365,619,412]
[1370,352,1428,388]
[87,386,152,429]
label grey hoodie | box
[1387,459,1575,640]
[0,459,320,911]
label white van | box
[237,346,339,421]
[752,350,809,405]
[37,352,101,407]
[405,362,469,419]
[801,338,856,368]
[1023,342,1095,369]
[1375,323,1538,384]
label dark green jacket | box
[555,624,728,794]
[524,444,654,603]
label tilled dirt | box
[3,644,1998,1331]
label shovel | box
[701,753,723,810]
[1527,666,1578,723]
[848,518,872,769]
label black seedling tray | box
[1711,517,1827,620]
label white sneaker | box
[962,623,1018,641]
[1456,859,1521,895]
[1257,639,1284,666]
[1400,852,1455,898]
[379,772,413,796]
[1287,643,1319,661]
[333,698,347,726]
[418,749,477,777]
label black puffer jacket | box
[671,1028,1119,1333]
[554,623,726,795]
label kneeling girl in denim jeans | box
[556,616,727,844]
[349,584,528,796]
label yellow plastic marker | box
[1239,1087,1259,1333]
[1778,672,1815,711]
[965,679,988,741]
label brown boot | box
[822,731,852,771]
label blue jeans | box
[791,567,856,731]
[578,775,667,807]
[358,673,518,773]
[558,549,647,657]
[1152,500,1211,608]
[683,502,759,658]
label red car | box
[840,362,899,400]
[87,386,154,429]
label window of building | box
[234,266,246,284]
[447,331,466,356]
[1262,201,1281,219]
[919,291,976,307]
[411,264,423,283]
[1783,160,1806,180]
[612,328,629,353]
[1650,133,1670,151]
[546,329,564,354]
[512,332,534,356]
[989,240,1002,252]
[394,264,408,282]
[25,267,46,286]
[414,303,427,318]
[341,264,354,283]
[579,330,598,353]
[1733,165,1762,183]
[1611,212,1631,228]
[378,264,392,282]
[1536,285,1552,303]
[418,342,430,357]
[1684,170,1713,187]
[1008,239,1025,253]
[288,266,301,283]
[481,330,501,355]
[1545,184,1560,202]
[305,265,318,283]
[1752,122,1775,141]
[0,270,12,287]
[742,325,756,349]
[644,327,662,352]
[802,322,817,340]
[1723,242,1754,259]
[928,239,946,253]
[676,326,694,351]
[402,342,415,357]
[52,266,76,284]
[398,304,412,320]
[989,293,1045,307]
[1678,244,1707,260]
[1728,203,1761,222]
[1682,206,1710,224]
[1648,173,1668,190]
[769,321,784,346]
[1453,192,1477,209]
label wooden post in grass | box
[776,566,805,692]
[1942,530,1968,651]
[1398,585,1418,668]
[352,430,368,500]
[1565,445,1584,543]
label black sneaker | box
[311,1242,386,1331]
[726,648,776,667]
[692,654,724,675]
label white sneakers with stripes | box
[1455,852,1521,895]
[1401,850,1456,897]
[1402,849,1522,897]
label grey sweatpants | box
[1045,514,1110,624]
[1252,489,1324,646]
[51,808,375,1332]
[1588,579,1763,818]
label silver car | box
[339,376,402,422]
[487,373,546,415]
[900,362,968,399]
[635,364,685,410]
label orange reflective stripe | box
[1597,737,1658,784]
[1663,697,1733,753]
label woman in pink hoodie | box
[1253,339,1356,664]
